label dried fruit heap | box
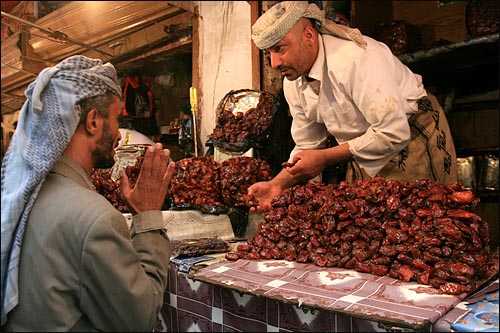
[170,156,223,208]
[235,177,496,295]
[209,91,275,144]
[91,155,144,213]
[220,156,272,207]
[170,156,272,209]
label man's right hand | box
[120,143,176,215]
[247,181,283,214]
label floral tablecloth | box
[192,259,498,331]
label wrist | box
[273,169,298,190]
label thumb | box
[247,184,256,196]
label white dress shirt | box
[283,34,427,177]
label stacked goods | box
[170,156,223,210]
[171,238,231,257]
[220,156,272,207]
[170,156,272,212]
[465,0,499,37]
[91,155,144,213]
[95,153,273,215]
[231,177,496,295]
[209,89,277,152]
[374,20,422,55]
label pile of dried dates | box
[170,156,271,213]
[227,177,497,295]
[209,89,277,153]
[170,156,223,210]
[220,156,272,207]
[91,155,144,213]
[94,154,272,214]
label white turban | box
[252,1,366,50]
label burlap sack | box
[346,93,458,184]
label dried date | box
[234,177,495,295]
[225,253,240,261]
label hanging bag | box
[122,75,153,118]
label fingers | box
[163,161,176,184]
[150,143,169,174]
[252,203,269,215]
[120,170,130,197]
[140,143,171,182]
[249,205,262,214]
[283,157,301,174]
[247,186,255,197]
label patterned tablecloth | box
[192,259,498,331]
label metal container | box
[479,154,499,191]
[457,156,476,191]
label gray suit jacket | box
[5,155,171,332]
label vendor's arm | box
[248,143,352,214]
[248,169,295,213]
[286,142,352,179]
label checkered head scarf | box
[252,1,367,50]
[1,55,122,325]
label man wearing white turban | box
[1,55,176,331]
[248,1,457,213]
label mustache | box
[277,65,293,72]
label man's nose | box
[268,52,282,68]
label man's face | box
[265,19,318,81]
[93,95,122,169]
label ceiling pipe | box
[1,10,114,57]
[1,62,38,76]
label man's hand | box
[120,143,176,215]
[247,181,283,214]
[283,150,327,181]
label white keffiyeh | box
[0,55,122,325]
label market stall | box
[2,2,499,332]
[159,257,498,332]
[91,88,499,332]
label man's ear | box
[303,25,316,44]
[85,108,100,135]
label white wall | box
[197,1,254,152]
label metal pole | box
[189,87,198,157]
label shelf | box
[456,147,499,158]
[398,34,499,64]
[397,34,499,92]
[476,191,500,201]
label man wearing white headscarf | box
[248,1,457,213]
[1,55,176,331]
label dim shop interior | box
[1,0,499,246]
[1,1,498,244]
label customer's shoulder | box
[42,172,119,218]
